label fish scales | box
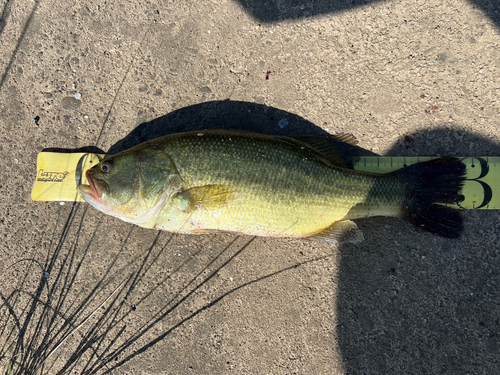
[143,131,405,237]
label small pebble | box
[60,202,65,206]
[278,118,289,128]
[74,93,81,100]
[230,277,233,282]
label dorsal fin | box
[330,133,358,146]
[291,134,359,168]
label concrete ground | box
[1,0,500,374]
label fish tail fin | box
[395,157,466,238]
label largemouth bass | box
[77,130,466,243]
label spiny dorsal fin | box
[292,134,358,168]
[295,133,358,147]
[331,133,358,146]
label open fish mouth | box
[86,171,100,199]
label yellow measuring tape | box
[32,152,105,202]
[353,156,496,209]
[31,152,497,209]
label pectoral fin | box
[177,184,236,212]
[307,220,364,243]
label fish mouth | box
[77,171,108,202]
[86,171,100,199]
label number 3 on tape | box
[458,157,494,209]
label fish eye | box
[101,162,112,173]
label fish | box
[77,129,466,243]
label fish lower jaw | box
[76,185,94,201]
[77,185,113,214]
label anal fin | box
[307,220,364,244]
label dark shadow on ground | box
[107,100,377,162]
[234,0,500,29]
[41,146,105,154]
[234,0,380,23]
[469,0,500,29]
[109,100,332,152]
[337,128,500,374]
